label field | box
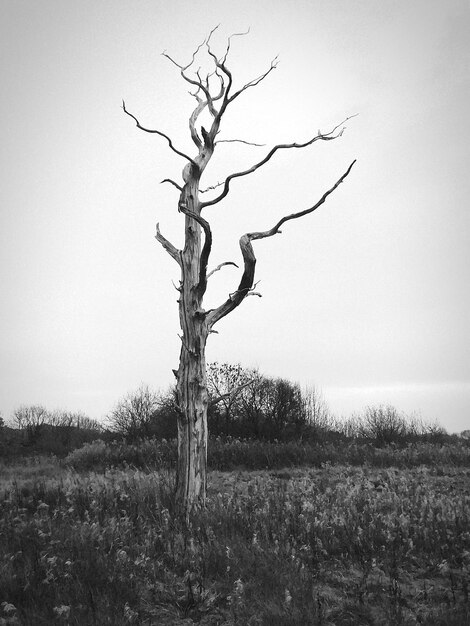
[0,454,469,625]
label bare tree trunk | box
[175,330,208,514]
[175,173,210,517]
[175,267,209,513]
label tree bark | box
[175,324,209,515]
[174,164,211,518]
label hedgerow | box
[63,437,470,472]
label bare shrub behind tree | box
[261,378,306,439]
[149,388,179,439]
[423,421,449,444]
[302,386,338,441]
[207,362,254,435]
[107,385,161,440]
[358,405,407,446]
[207,362,311,440]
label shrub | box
[207,363,311,440]
[357,405,409,445]
[106,385,161,440]
[64,438,177,472]
[340,405,453,447]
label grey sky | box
[1,0,469,431]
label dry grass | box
[0,457,469,625]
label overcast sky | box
[1,0,469,432]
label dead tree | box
[123,28,356,517]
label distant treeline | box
[1,362,467,460]
[0,407,103,458]
[96,363,456,445]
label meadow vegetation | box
[1,364,469,624]
[1,459,469,625]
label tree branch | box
[122,101,197,166]
[210,378,254,407]
[155,223,182,266]
[221,28,250,65]
[228,56,279,103]
[189,97,207,148]
[215,138,266,147]
[178,204,212,296]
[230,280,262,299]
[162,49,218,118]
[206,39,233,116]
[200,181,224,194]
[201,116,356,208]
[206,37,277,144]
[161,178,183,192]
[248,159,356,241]
[206,28,251,108]
[207,160,356,326]
[187,71,226,149]
[211,70,226,102]
[206,232,256,327]
[207,261,239,279]
[165,33,208,71]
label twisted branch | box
[207,261,239,278]
[178,204,212,296]
[201,116,356,208]
[155,223,182,266]
[161,178,183,192]
[248,159,356,241]
[162,48,218,117]
[210,378,255,407]
[215,138,266,147]
[122,101,196,165]
[228,56,279,103]
[207,160,356,326]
